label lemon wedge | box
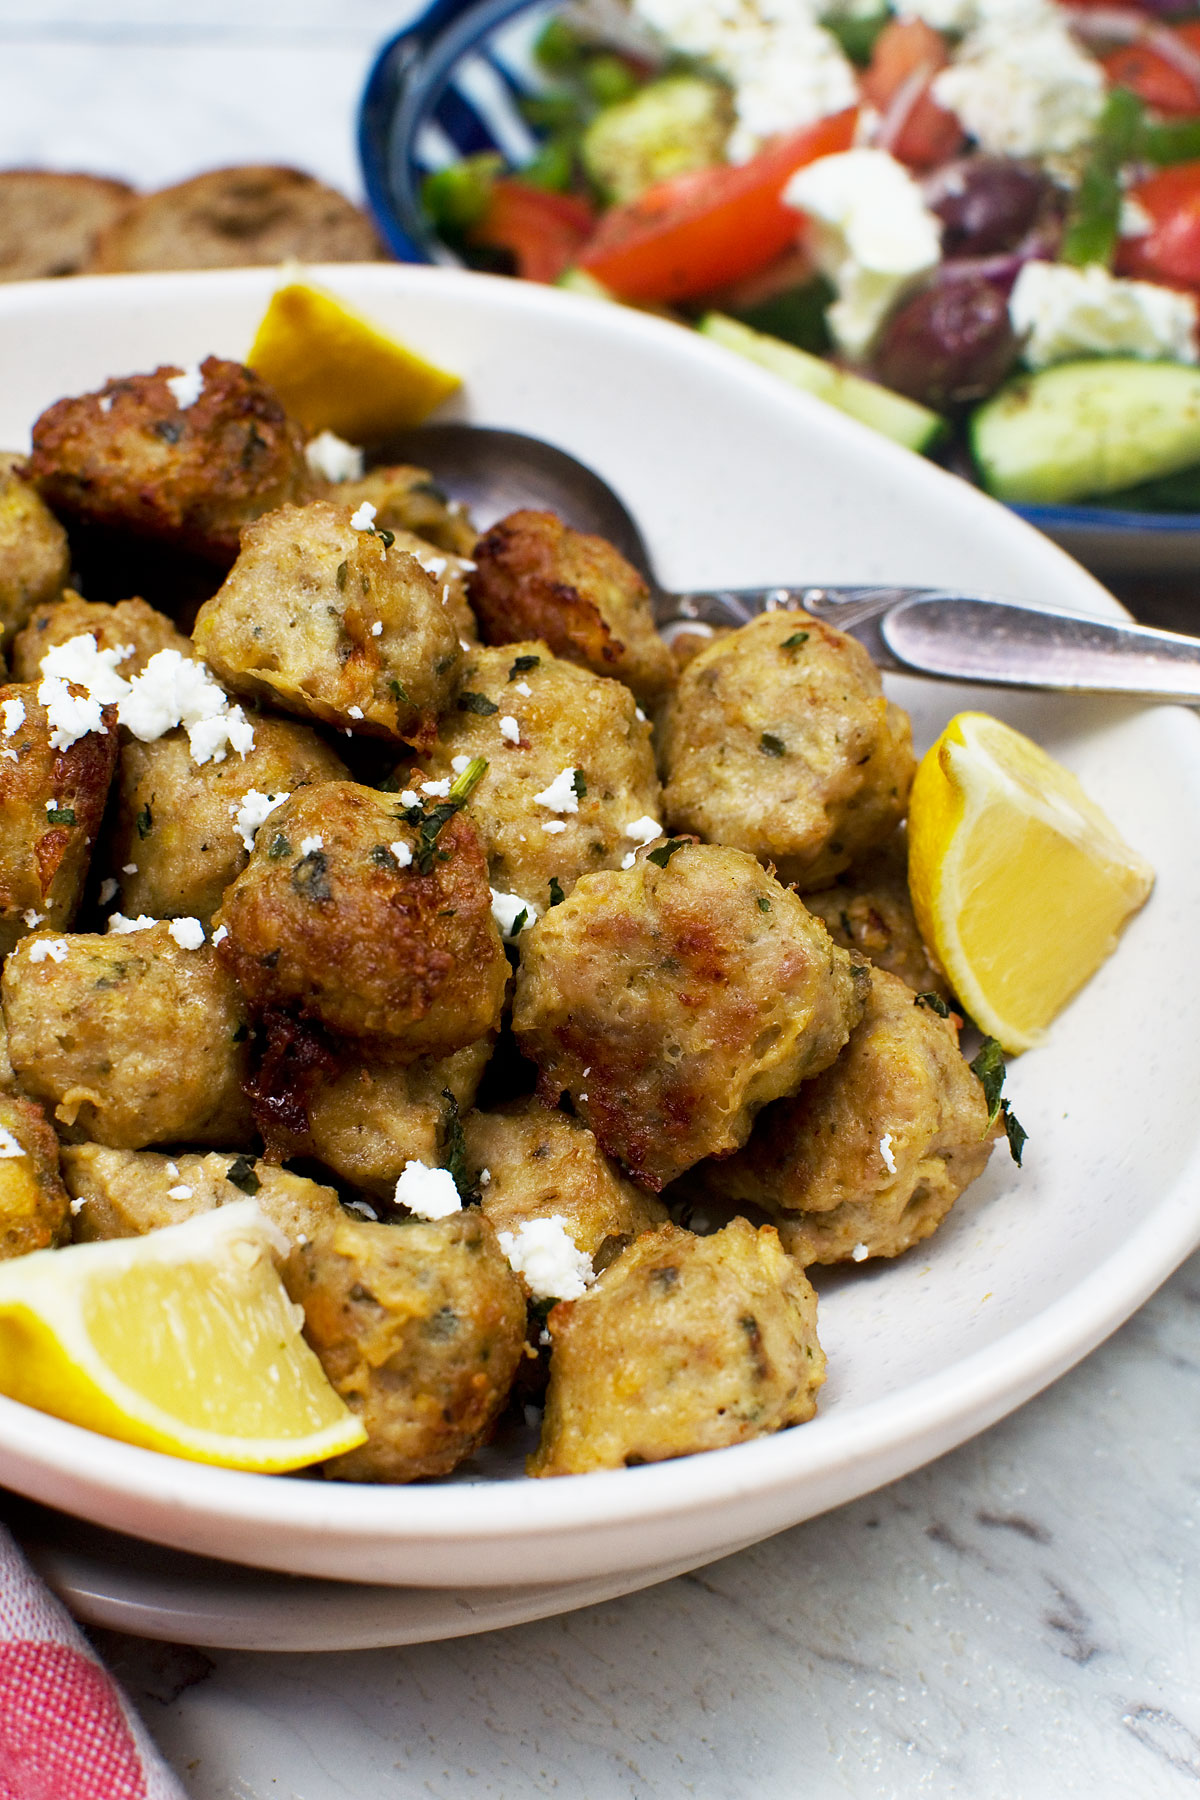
[247,280,461,440]
[907,711,1154,1054]
[0,1201,365,1471]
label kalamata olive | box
[929,157,1058,259]
[870,271,1020,410]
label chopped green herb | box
[374,525,395,550]
[458,691,499,716]
[136,803,153,839]
[915,991,951,1018]
[413,757,488,874]
[509,654,540,678]
[509,906,529,938]
[45,806,75,827]
[839,909,853,937]
[969,1037,1006,1125]
[335,560,348,591]
[548,875,565,906]
[756,895,771,913]
[370,844,398,869]
[226,1155,261,1195]
[760,733,786,757]
[440,1088,479,1205]
[267,833,292,860]
[389,678,409,704]
[781,631,810,650]
[1001,1102,1027,1166]
[648,838,688,868]
[572,768,587,800]
[292,849,332,903]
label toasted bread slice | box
[0,170,135,282]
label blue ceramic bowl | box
[358,0,1200,574]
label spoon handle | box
[663,586,1200,702]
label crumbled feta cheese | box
[212,924,229,945]
[118,650,254,766]
[21,910,43,929]
[27,938,69,963]
[624,815,662,846]
[635,707,647,722]
[879,1132,897,1174]
[370,621,383,637]
[786,149,941,357]
[168,1184,195,1200]
[852,1241,870,1262]
[496,1216,594,1301]
[233,789,289,853]
[514,681,532,697]
[450,754,471,775]
[1009,260,1199,368]
[98,879,119,906]
[399,789,420,808]
[479,1167,492,1187]
[348,705,364,720]
[298,835,324,856]
[1,697,24,737]
[499,715,521,745]
[542,820,568,834]
[411,549,447,578]
[122,864,137,876]
[389,839,414,868]
[304,430,364,484]
[0,1126,24,1158]
[490,887,537,936]
[165,362,204,409]
[108,913,156,935]
[933,14,1104,159]
[350,501,377,532]
[534,767,580,814]
[165,1162,179,1178]
[98,393,114,415]
[421,778,451,799]
[343,1198,379,1222]
[168,917,205,950]
[394,1159,461,1219]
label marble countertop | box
[1,6,1198,1795]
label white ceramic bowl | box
[0,265,1197,1595]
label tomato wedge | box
[1102,24,1200,118]
[1117,159,1200,287]
[469,180,596,285]
[576,109,858,304]
[861,19,963,170]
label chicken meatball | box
[283,1210,526,1482]
[324,464,476,557]
[0,1088,70,1259]
[530,1218,824,1475]
[467,510,674,708]
[0,453,70,645]
[701,967,998,1263]
[3,924,252,1147]
[193,500,462,747]
[305,1036,493,1199]
[11,592,192,684]
[513,840,866,1190]
[63,1144,342,1249]
[467,1097,667,1262]
[0,683,118,955]
[26,358,311,566]
[104,715,347,924]
[659,610,916,888]
[214,781,507,1057]
[416,641,662,913]
[801,831,950,1000]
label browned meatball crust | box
[801,831,950,1000]
[214,781,507,1057]
[283,1211,526,1482]
[0,683,118,955]
[530,1218,824,1475]
[467,1097,667,1262]
[0,454,70,645]
[0,1088,70,1259]
[26,357,311,566]
[2,925,253,1147]
[104,715,348,924]
[327,465,476,557]
[417,641,662,912]
[63,1144,342,1249]
[193,500,462,747]
[305,1036,493,1199]
[512,841,866,1190]
[11,592,192,684]
[659,610,916,888]
[468,510,674,708]
[702,967,998,1263]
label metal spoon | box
[376,423,1200,705]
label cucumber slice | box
[971,359,1200,505]
[698,313,947,454]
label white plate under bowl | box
[0,266,1197,1613]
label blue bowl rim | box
[357,0,1200,541]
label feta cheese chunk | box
[496,1216,594,1302]
[118,650,254,766]
[394,1159,462,1220]
[389,839,414,868]
[1,697,24,737]
[499,715,521,745]
[233,789,290,853]
[933,14,1104,159]
[0,1127,24,1158]
[786,149,941,357]
[533,767,581,814]
[168,917,206,950]
[107,913,156,935]
[304,430,364,484]
[350,501,377,532]
[165,363,204,409]
[27,938,69,963]
[490,887,537,937]
[1009,260,1199,368]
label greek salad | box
[421,0,1200,508]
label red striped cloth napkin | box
[0,1521,184,1799]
